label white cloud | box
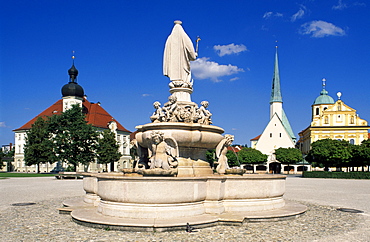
[353,2,366,7]
[300,20,345,38]
[142,94,150,97]
[291,6,306,22]
[263,12,283,19]
[0,122,6,127]
[263,12,273,19]
[275,12,283,17]
[229,77,239,82]
[213,44,247,57]
[191,57,244,83]
[333,0,347,10]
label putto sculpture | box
[151,97,213,124]
[150,101,165,123]
[197,101,212,125]
[148,131,178,170]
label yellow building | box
[298,79,369,155]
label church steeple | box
[61,52,85,112]
[270,46,282,104]
[270,45,283,120]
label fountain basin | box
[74,173,287,220]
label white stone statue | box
[148,131,179,170]
[150,101,165,123]
[163,20,197,85]
[163,95,179,122]
[197,101,212,125]
[215,135,234,174]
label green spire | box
[270,46,283,103]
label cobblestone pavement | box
[0,196,367,242]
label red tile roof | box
[227,146,242,152]
[130,130,138,141]
[250,134,261,141]
[14,99,130,133]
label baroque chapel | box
[298,79,369,155]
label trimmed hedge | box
[0,172,56,177]
[303,171,370,179]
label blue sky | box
[1,0,369,146]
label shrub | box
[303,171,370,179]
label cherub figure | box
[150,101,165,123]
[148,131,178,170]
[197,101,212,125]
[215,135,234,174]
[163,95,179,122]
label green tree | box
[96,129,122,172]
[350,139,370,171]
[206,149,216,167]
[306,139,352,171]
[274,147,302,174]
[50,105,98,172]
[0,149,5,169]
[206,149,240,168]
[226,150,239,167]
[238,147,267,165]
[360,139,370,170]
[24,117,57,173]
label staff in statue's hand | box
[196,36,201,53]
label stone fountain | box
[63,20,306,232]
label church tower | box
[311,78,335,121]
[270,46,283,119]
[61,54,84,112]
[251,46,296,173]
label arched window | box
[338,104,341,111]
[350,116,354,124]
[315,108,319,115]
[324,116,329,124]
[349,139,355,145]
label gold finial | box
[275,40,278,48]
[72,50,75,60]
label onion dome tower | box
[312,78,335,119]
[62,53,85,111]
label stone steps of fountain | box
[68,200,306,232]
